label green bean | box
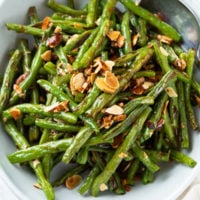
[141,92,168,142]
[74,19,111,69]
[47,0,87,16]
[0,49,22,115]
[141,168,154,184]
[184,49,198,130]
[9,44,47,105]
[72,28,98,69]
[86,0,99,27]
[163,109,177,148]
[132,144,160,173]
[3,103,77,124]
[35,118,81,132]
[78,165,100,195]
[74,84,101,115]
[63,30,91,53]
[37,79,77,109]
[177,81,189,148]
[44,62,57,75]
[121,11,132,54]
[90,107,151,196]
[52,164,88,187]
[62,126,94,163]
[7,138,73,163]
[18,39,32,72]
[170,150,197,168]
[4,120,54,200]
[6,23,45,37]
[126,158,140,186]
[119,0,181,41]
[145,150,170,163]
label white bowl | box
[0,0,200,200]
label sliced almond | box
[70,73,85,93]
[113,114,126,122]
[142,81,154,90]
[41,50,52,61]
[41,16,51,30]
[9,108,21,120]
[44,101,69,112]
[157,34,173,44]
[13,84,22,94]
[118,152,128,158]
[165,87,178,97]
[95,77,116,94]
[99,183,108,191]
[104,71,119,89]
[65,175,82,190]
[107,30,121,41]
[173,59,187,71]
[104,60,115,71]
[117,35,125,48]
[105,105,124,115]
[54,26,62,34]
[132,33,140,46]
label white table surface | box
[0,0,200,200]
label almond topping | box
[99,183,108,191]
[44,101,69,112]
[41,16,51,30]
[157,34,173,44]
[105,105,124,115]
[142,81,154,90]
[95,77,116,94]
[9,108,21,120]
[132,33,140,46]
[104,71,119,89]
[118,152,128,158]
[117,35,125,48]
[41,50,52,61]
[173,59,187,71]
[33,183,42,189]
[70,73,85,94]
[54,26,62,34]
[165,87,178,97]
[107,30,121,41]
[65,175,82,190]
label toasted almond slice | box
[173,59,187,71]
[99,183,108,191]
[132,33,140,46]
[104,71,119,89]
[71,73,85,92]
[157,34,173,44]
[41,50,52,61]
[33,183,42,189]
[44,101,69,112]
[165,87,178,97]
[107,30,121,41]
[9,108,21,120]
[95,77,116,94]
[118,152,128,158]
[54,26,62,34]
[117,35,125,48]
[105,105,124,115]
[41,16,51,30]
[104,60,115,71]
[142,81,154,90]
[13,84,22,94]
[65,175,82,190]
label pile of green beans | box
[0,0,200,199]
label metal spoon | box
[140,0,200,61]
